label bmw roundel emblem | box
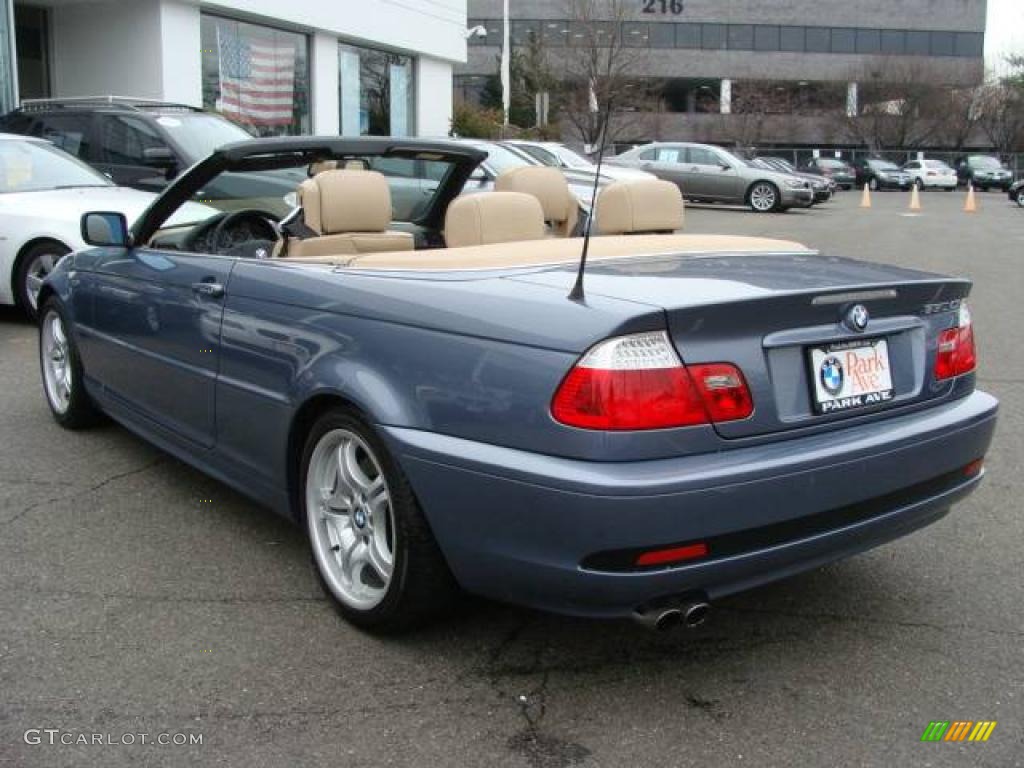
[845,304,870,332]
[820,355,844,396]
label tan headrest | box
[298,169,392,234]
[596,179,684,235]
[445,192,546,248]
[494,166,578,234]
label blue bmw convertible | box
[37,137,997,632]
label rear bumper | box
[385,391,998,618]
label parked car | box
[505,140,656,182]
[852,158,913,191]
[36,135,997,632]
[801,157,856,190]
[956,155,1014,192]
[608,142,814,212]
[902,158,957,191]
[0,133,210,317]
[752,157,833,203]
[1008,178,1024,207]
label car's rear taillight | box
[551,332,753,430]
[935,302,976,380]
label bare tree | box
[942,86,986,151]
[559,0,655,150]
[837,57,949,149]
[978,57,1024,154]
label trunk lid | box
[513,251,971,439]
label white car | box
[506,140,656,182]
[0,133,169,317]
[901,158,958,191]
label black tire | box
[945,187,955,192]
[914,178,925,190]
[37,298,105,429]
[299,408,458,633]
[15,241,70,320]
[868,177,879,191]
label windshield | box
[513,144,560,167]
[869,160,900,171]
[552,145,594,169]
[0,138,111,193]
[818,158,847,168]
[472,142,533,174]
[155,113,254,161]
[969,156,1004,169]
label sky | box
[986,0,1024,76]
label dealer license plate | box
[809,339,894,414]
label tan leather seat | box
[595,179,684,235]
[494,166,579,238]
[444,192,546,248]
[285,169,413,257]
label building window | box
[754,26,780,52]
[675,23,700,49]
[930,31,954,56]
[623,22,649,47]
[779,26,804,52]
[955,32,982,58]
[906,30,930,55]
[831,28,856,54]
[701,24,726,50]
[856,29,880,54]
[200,14,309,136]
[880,29,905,55]
[339,43,415,137]
[727,25,754,51]
[649,22,675,48]
[541,20,567,47]
[511,20,539,47]
[805,27,830,53]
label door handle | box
[192,281,225,298]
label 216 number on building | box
[642,0,684,14]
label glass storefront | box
[200,14,310,137]
[0,0,15,114]
[339,42,415,137]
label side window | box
[638,148,656,161]
[686,147,718,166]
[655,147,681,163]
[905,161,918,170]
[31,115,93,159]
[99,116,170,165]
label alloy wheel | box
[41,310,72,414]
[749,183,777,212]
[306,429,395,610]
[24,251,63,313]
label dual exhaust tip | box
[634,598,711,632]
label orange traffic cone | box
[860,184,872,208]
[964,183,977,213]
[909,184,922,211]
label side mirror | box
[468,168,489,184]
[143,146,177,168]
[81,212,130,247]
[719,163,732,171]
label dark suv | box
[801,157,856,190]
[955,155,1014,192]
[0,96,258,193]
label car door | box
[94,114,175,192]
[86,245,235,448]
[682,147,740,201]
[644,147,687,189]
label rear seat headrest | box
[298,169,392,234]
[445,192,546,248]
[494,166,578,236]
[595,179,684,235]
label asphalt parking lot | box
[1,188,1022,768]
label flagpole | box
[501,0,510,129]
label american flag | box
[216,25,296,126]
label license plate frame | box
[807,338,894,415]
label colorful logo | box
[820,355,844,396]
[920,721,997,742]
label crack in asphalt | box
[0,458,165,529]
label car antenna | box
[569,87,611,303]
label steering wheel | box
[208,209,281,256]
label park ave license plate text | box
[809,339,894,414]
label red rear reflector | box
[935,303,976,381]
[689,363,754,422]
[635,542,709,567]
[964,459,984,477]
